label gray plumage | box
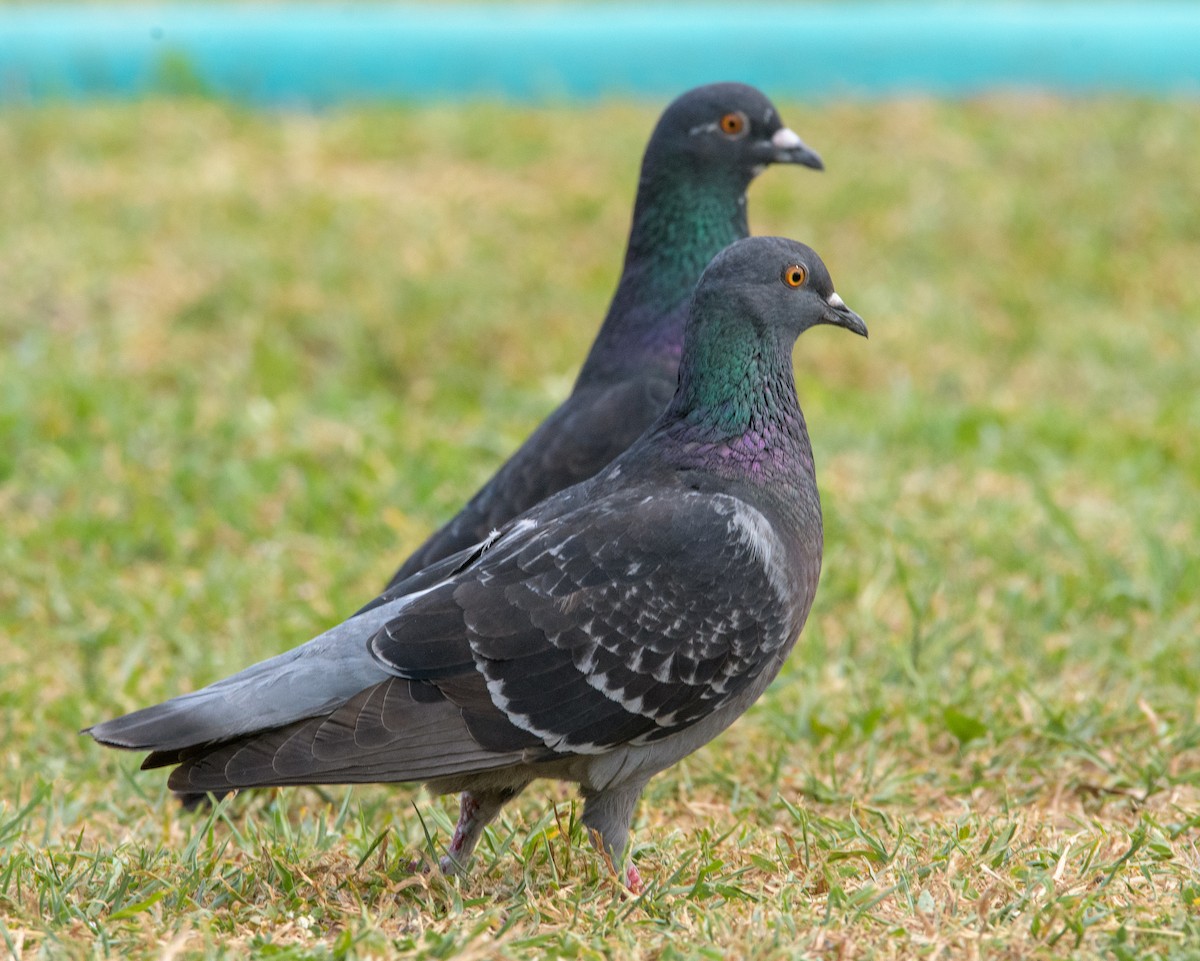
[385,82,823,587]
[87,236,867,889]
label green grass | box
[2,95,1199,959]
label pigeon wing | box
[375,486,806,756]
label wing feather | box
[371,485,810,755]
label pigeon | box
[87,236,866,891]
[385,82,823,588]
[173,82,823,815]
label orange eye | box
[719,111,747,137]
[782,264,808,288]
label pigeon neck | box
[624,164,751,281]
[659,311,814,485]
[576,165,751,384]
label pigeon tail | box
[85,587,437,754]
[164,678,526,794]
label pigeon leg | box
[580,778,650,890]
[439,784,528,875]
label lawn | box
[1,94,1199,959]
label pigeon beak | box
[820,292,868,338]
[768,127,824,170]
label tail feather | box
[167,678,524,792]
[85,588,437,754]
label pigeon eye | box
[719,111,748,138]
[782,264,808,288]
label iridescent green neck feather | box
[624,164,751,301]
[577,162,752,384]
[659,301,814,487]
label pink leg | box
[439,784,528,875]
[440,792,483,874]
[625,862,644,894]
[446,795,480,853]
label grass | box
[1,94,1199,959]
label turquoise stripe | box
[2,4,1198,104]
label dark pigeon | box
[385,82,823,588]
[87,236,866,891]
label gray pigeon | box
[385,82,823,588]
[87,236,866,891]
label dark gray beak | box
[820,292,868,338]
[768,127,824,170]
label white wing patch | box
[495,517,538,545]
[728,502,793,618]
[482,674,607,756]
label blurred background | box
[2,4,1199,958]
[4,3,1199,103]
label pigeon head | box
[608,85,824,335]
[692,236,868,342]
[579,86,824,386]
[643,82,824,180]
[666,236,866,445]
